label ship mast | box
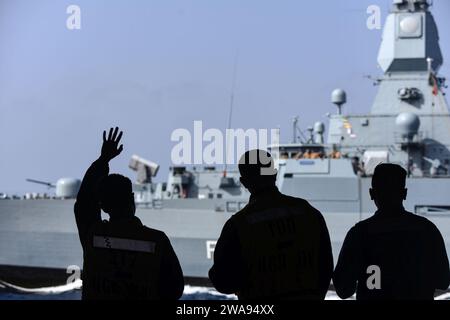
[224,51,239,176]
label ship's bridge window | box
[172,166,187,175]
[277,145,326,159]
[293,146,326,159]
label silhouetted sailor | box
[209,149,333,299]
[333,163,450,300]
[74,127,184,299]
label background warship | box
[1,0,449,289]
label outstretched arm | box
[74,127,123,250]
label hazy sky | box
[0,0,449,194]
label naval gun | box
[26,178,81,198]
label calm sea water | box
[1,286,448,300]
[0,285,235,300]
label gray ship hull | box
[1,177,449,286]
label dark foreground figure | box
[334,163,450,300]
[74,127,184,299]
[209,149,333,299]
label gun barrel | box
[26,179,55,188]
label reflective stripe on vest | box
[93,235,156,253]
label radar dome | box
[56,178,81,198]
[400,16,420,34]
[331,89,347,105]
[313,121,325,144]
[395,112,420,140]
[313,121,325,134]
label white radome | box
[400,16,420,34]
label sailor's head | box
[238,149,277,193]
[98,174,136,218]
[369,163,407,210]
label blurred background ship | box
[1,0,449,294]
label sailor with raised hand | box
[209,149,333,299]
[74,127,184,300]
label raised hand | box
[100,127,123,162]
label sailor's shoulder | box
[141,225,168,240]
[346,217,375,238]
[279,193,313,208]
[280,194,324,218]
[231,206,260,224]
[141,224,163,233]
[404,211,441,231]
